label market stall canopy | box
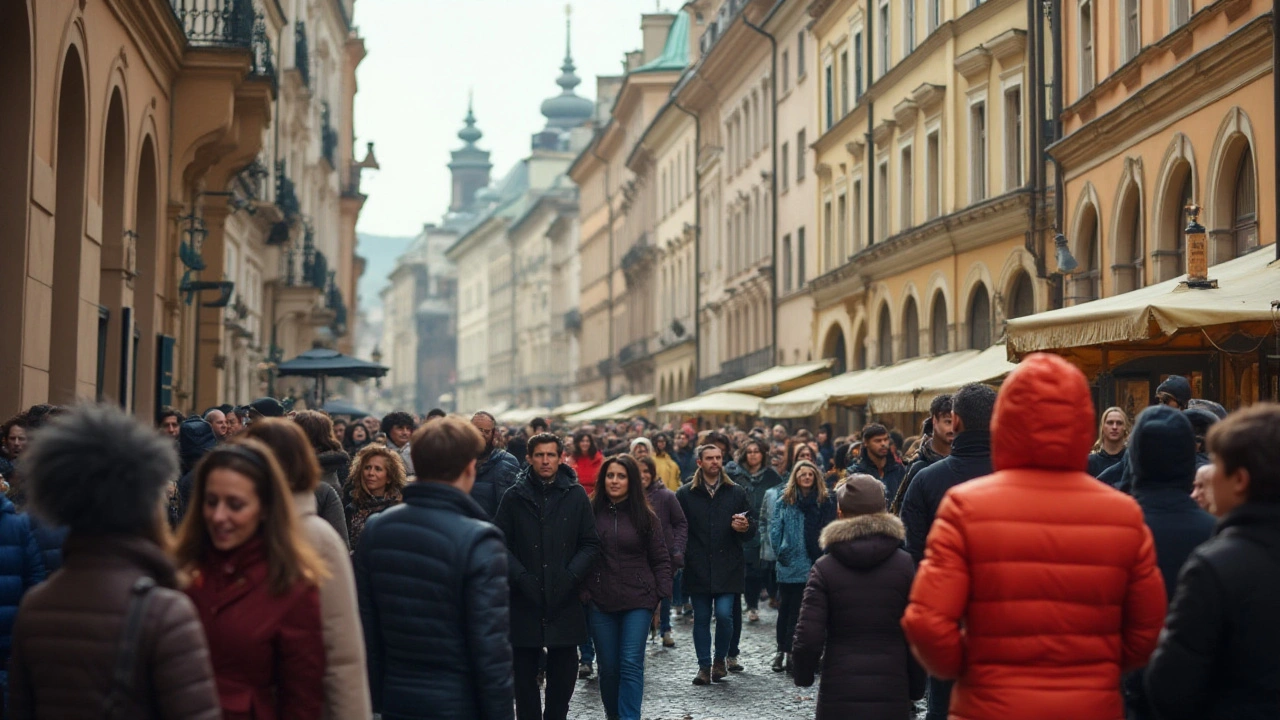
[551,400,598,417]
[276,348,388,379]
[320,399,371,417]
[567,394,655,423]
[705,359,835,396]
[484,400,512,418]
[869,345,1018,413]
[1008,248,1279,356]
[658,392,763,415]
[760,353,976,418]
[497,407,553,425]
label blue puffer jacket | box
[471,448,520,519]
[770,491,836,585]
[0,495,47,682]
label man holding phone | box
[676,444,755,686]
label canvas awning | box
[497,407,552,425]
[759,353,977,418]
[567,394,655,423]
[869,345,1019,413]
[658,392,763,415]
[551,400,598,417]
[484,400,512,417]
[1008,248,1280,356]
[705,359,835,396]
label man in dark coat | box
[898,382,996,720]
[493,433,601,720]
[1123,404,1215,720]
[847,424,908,502]
[676,444,755,686]
[1146,403,1280,720]
[355,417,513,720]
[175,416,218,518]
[470,412,520,519]
[891,394,953,514]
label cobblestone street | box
[569,603,817,720]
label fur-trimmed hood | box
[820,513,905,570]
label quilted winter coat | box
[901,353,1168,720]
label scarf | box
[797,489,823,563]
[348,488,402,549]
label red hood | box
[991,353,1095,473]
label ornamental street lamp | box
[1183,203,1215,289]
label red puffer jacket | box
[570,450,603,497]
[901,353,1167,720]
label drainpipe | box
[865,2,876,252]
[1273,4,1278,261]
[1025,0,1046,278]
[671,98,701,389]
[1046,0,1066,309]
[743,6,779,366]
[589,137,615,397]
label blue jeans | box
[671,569,685,605]
[690,593,735,668]
[659,596,672,634]
[588,607,651,720]
[579,603,595,665]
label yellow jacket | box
[654,452,682,491]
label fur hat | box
[23,404,178,535]
[837,473,887,516]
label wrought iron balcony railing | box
[274,160,300,221]
[294,21,311,88]
[321,102,338,167]
[249,11,275,81]
[171,0,254,48]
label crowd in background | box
[0,352,1275,720]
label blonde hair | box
[1092,406,1131,452]
[782,459,828,506]
[348,443,407,503]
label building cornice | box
[110,0,187,83]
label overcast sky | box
[352,0,669,238]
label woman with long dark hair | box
[174,438,328,720]
[569,430,603,496]
[769,459,836,673]
[342,423,371,456]
[587,455,672,720]
[736,438,783,624]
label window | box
[968,284,992,349]
[1233,151,1258,256]
[929,0,941,30]
[877,161,889,243]
[1079,0,1095,95]
[970,101,987,202]
[1071,204,1101,304]
[839,51,850,116]
[797,226,806,285]
[1008,272,1034,319]
[823,200,834,269]
[903,297,920,358]
[904,0,916,53]
[1114,186,1144,292]
[880,1,891,75]
[1004,86,1023,190]
[931,292,948,353]
[837,193,848,259]
[1171,0,1190,29]
[926,129,941,218]
[781,142,790,190]
[797,31,806,78]
[824,64,835,129]
[853,32,864,99]
[781,50,790,92]
[1122,0,1140,62]
[797,130,806,180]
[852,179,863,252]
[877,304,893,365]
[782,234,793,292]
[900,145,914,229]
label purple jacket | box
[586,499,673,613]
[645,481,688,569]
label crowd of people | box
[0,351,1275,720]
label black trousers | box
[513,646,578,720]
[775,582,805,652]
[744,573,766,610]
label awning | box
[869,345,1019,413]
[705,359,835,396]
[760,353,976,418]
[497,407,552,425]
[551,400,598,417]
[485,400,512,418]
[1008,248,1279,356]
[567,394,655,423]
[658,392,763,415]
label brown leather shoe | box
[692,666,711,685]
[711,659,728,681]
[726,655,744,673]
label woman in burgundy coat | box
[175,438,329,720]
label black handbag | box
[102,576,156,720]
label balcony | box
[320,101,338,168]
[698,347,771,392]
[563,308,582,332]
[294,21,311,88]
[618,338,650,367]
[273,159,300,224]
[249,12,275,83]
[171,0,254,48]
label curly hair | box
[347,443,407,504]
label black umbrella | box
[277,348,388,405]
[321,399,371,418]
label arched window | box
[877,303,893,366]
[1072,204,1101,304]
[902,297,920,358]
[1157,166,1193,282]
[1114,185,1144,293]
[968,284,992,350]
[930,292,949,354]
[823,326,847,375]
[1233,151,1257,256]
[1008,272,1035,319]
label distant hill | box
[357,232,415,311]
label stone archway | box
[821,323,847,375]
[0,0,32,411]
[133,136,160,417]
[99,90,128,403]
[50,46,89,403]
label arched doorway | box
[50,47,89,403]
[0,0,32,411]
[133,137,159,417]
[99,90,127,403]
[822,324,847,375]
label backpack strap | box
[103,576,157,720]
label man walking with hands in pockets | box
[676,444,755,686]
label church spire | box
[556,4,581,95]
[457,88,482,147]
[539,3,593,133]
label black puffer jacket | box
[354,482,513,720]
[586,499,672,613]
[176,418,217,517]
[848,445,908,503]
[317,450,351,493]
[1145,503,1280,720]
[493,464,601,649]
[891,438,946,514]
[738,466,783,568]
[676,473,755,595]
[472,449,520,519]
[791,513,924,719]
[900,430,992,563]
